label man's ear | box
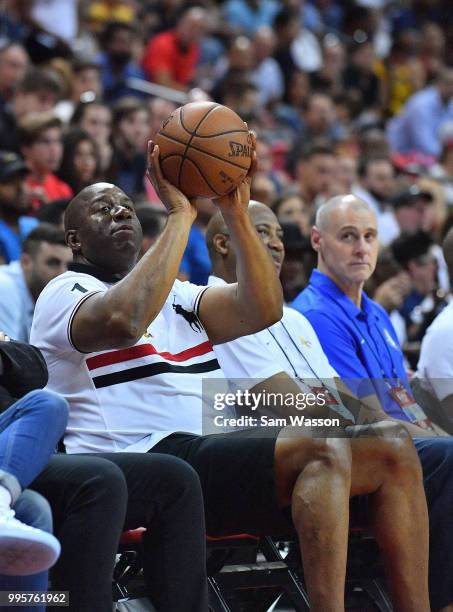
[212,233,229,256]
[65,229,81,253]
[311,225,321,252]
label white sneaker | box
[0,510,60,575]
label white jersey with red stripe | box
[30,266,222,453]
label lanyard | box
[267,320,325,387]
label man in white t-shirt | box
[206,201,432,610]
[31,141,429,611]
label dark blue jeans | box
[0,490,52,612]
[414,437,453,611]
[0,390,68,502]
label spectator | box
[58,128,102,195]
[148,97,177,138]
[391,185,435,236]
[136,205,165,258]
[211,35,254,102]
[419,22,446,82]
[143,7,208,91]
[250,171,277,206]
[279,220,313,303]
[0,223,71,342]
[416,226,453,432]
[205,201,431,611]
[54,59,103,123]
[71,100,113,173]
[273,7,322,80]
[70,58,102,101]
[372,265,412,345]
[18,112,72,211]
[342,39,382,115]
[291,194,453,611]
[391,231,445,346]
[334,154,358,194]
[219,79,261,125]
[250,26,284,105]
[357,126,390,158]
[376,30,425,117]
[290,142,337,207]
[111,97,149,197]
[273,69,311,136]
[254,136,289,193]
[352,155,399,245]
[300,93,343,143]
[96,21,146,103]
[310,36,346,98]
[387,66,453,158]
[271,191,311,236]
[0,151,38,265]
[0,67,63,153]
[0,42,28,106]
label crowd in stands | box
[0,0,453,610]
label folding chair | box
[114,523,393,612]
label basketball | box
[154,101,253,199]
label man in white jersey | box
[207,201,432,611]
[31,140,429,611]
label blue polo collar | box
[309,269,375,321]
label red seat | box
[119,528,146,547]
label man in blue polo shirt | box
[292,194,453,612]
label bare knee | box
[275,436,351,506]
[368,421,423,482]
[308,439,351,476]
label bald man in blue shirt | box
[292,194,453,612]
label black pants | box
[30,453,208,612]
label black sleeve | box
[0,341,48,402]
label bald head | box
[315,195,375,232]
[312,194,379,298]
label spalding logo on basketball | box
[154,101,253,199]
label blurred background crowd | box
[0,0,453,368]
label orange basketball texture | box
[155,102,252,198]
